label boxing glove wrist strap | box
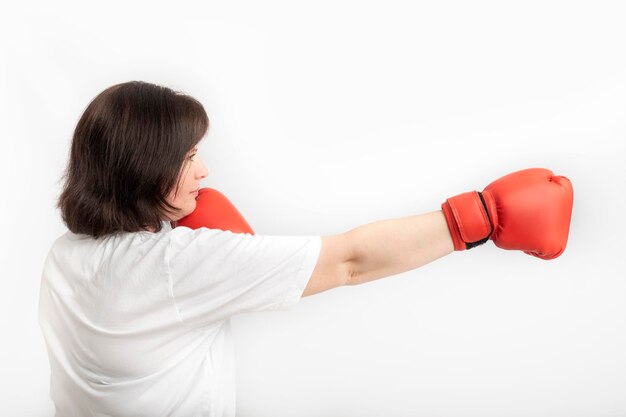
[441,191,494,251]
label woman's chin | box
[179,203,197,220]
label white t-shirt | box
[38,222,321,416]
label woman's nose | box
[197,157,209,179]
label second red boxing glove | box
[174,188,255,234]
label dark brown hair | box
[58,81,209,238]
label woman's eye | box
[188,153,197,161]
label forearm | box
[346,210,454,286]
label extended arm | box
[305,168,573,296]
[345,210,454,286]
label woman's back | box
[39,222,321,416]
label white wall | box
[1,1,625,415]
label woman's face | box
[165,146,208,221]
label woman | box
[39,81,573,416]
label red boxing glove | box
[174,188,254,234]
[441,168,573,260]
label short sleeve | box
[164,227,321,328]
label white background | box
[1,1,625,416]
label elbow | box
[345,266,360,286]
[343,229,362,287]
